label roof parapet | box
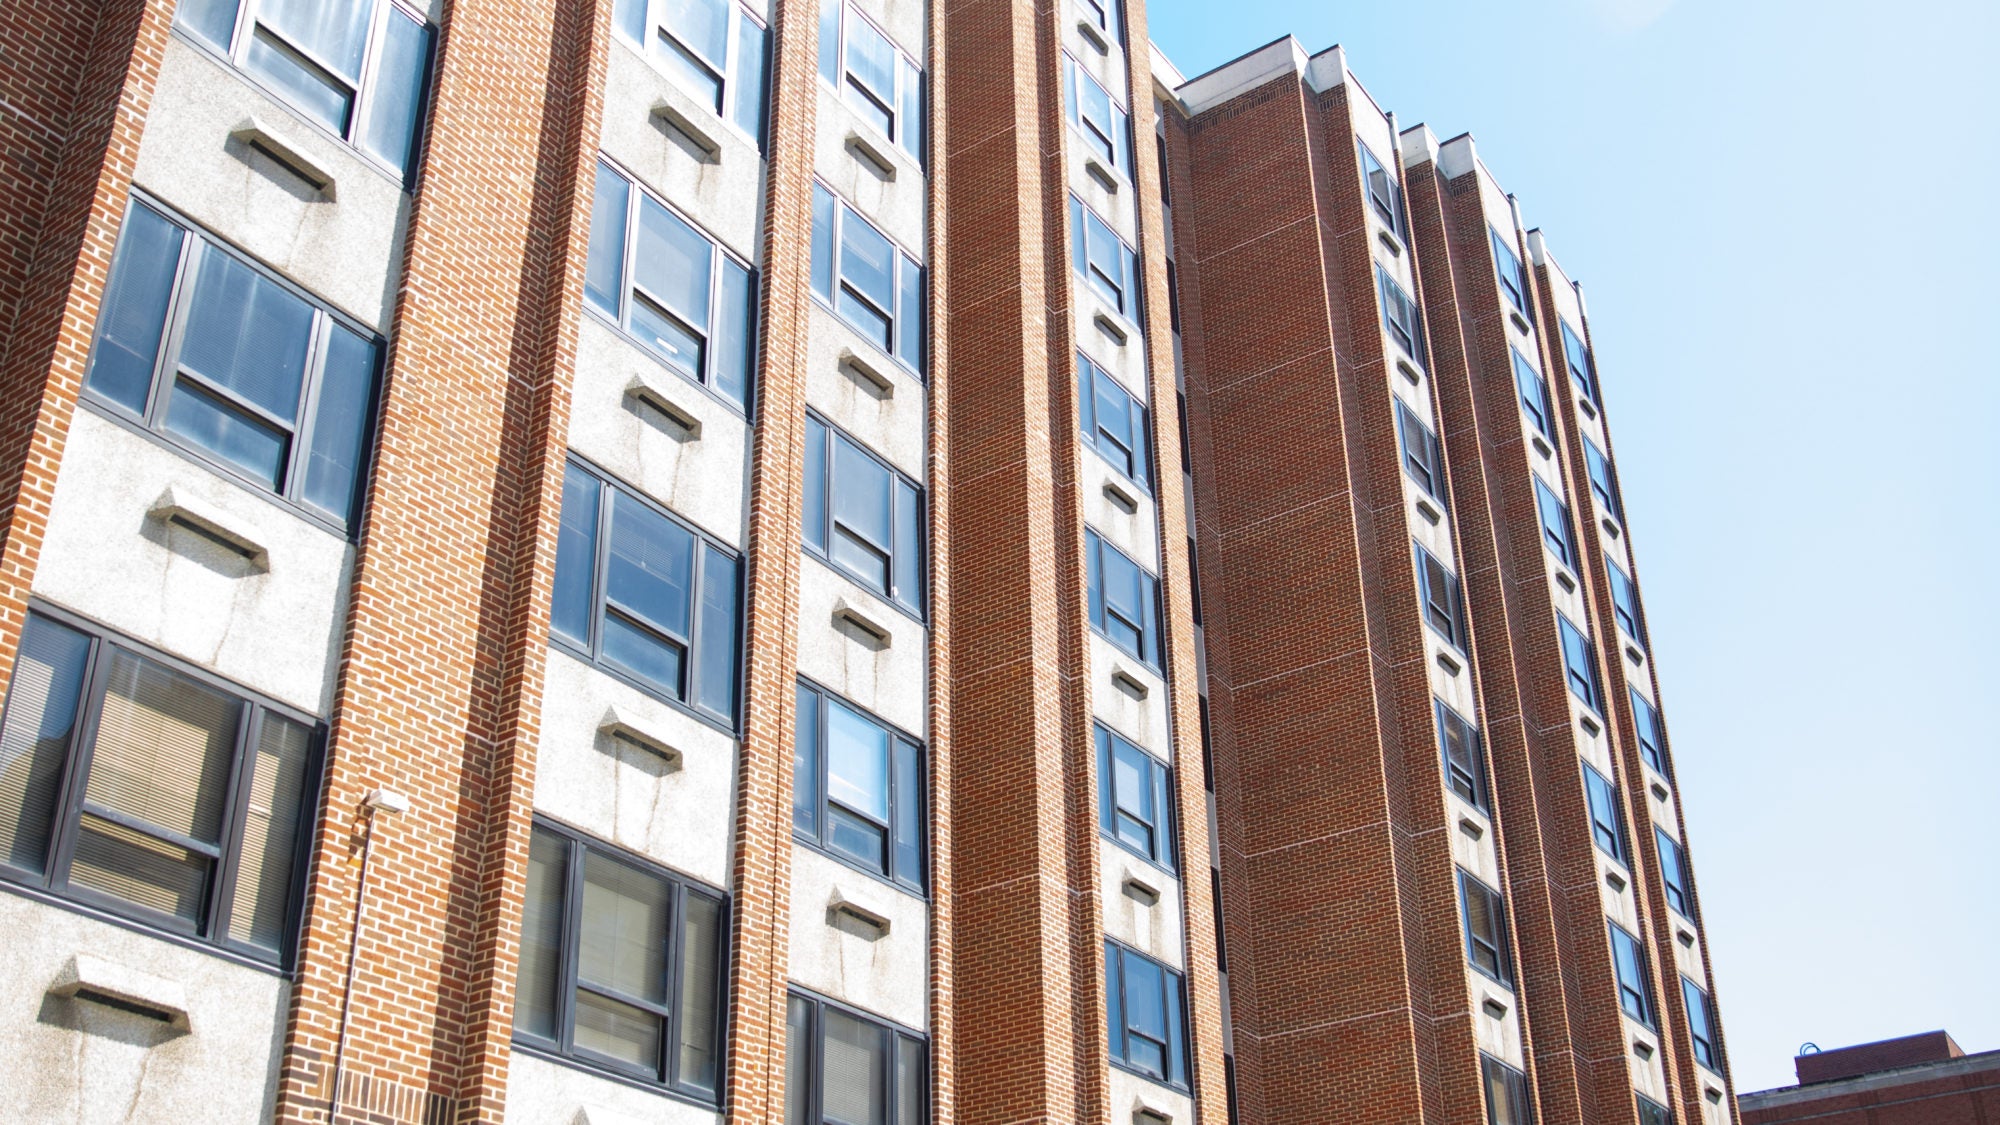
[1149,40,1185,96]
[1304,44,1347,93]
[1175,36,1322,116]
[1438,133,1477,181]
[1399,123,1440,169]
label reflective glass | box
[88,205,183,414]
[585,166,631,317]
[551,467,600,646]
[300,325,376,521]
[359,11,430,173]
[179,245,312,421]
[0,616,91,876]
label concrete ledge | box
[48,953,192,1030]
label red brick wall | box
[1742,1055,2000,1125]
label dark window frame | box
[1561,320,1599,405]
[1395,399,1448,506]
[1062,52,1133,179]
[1096,722,1176,872]
[1069,194,1144,327]
[1682,976,1722,1074]
[1358,139,1403,236]
[1583,438,1624,525]
[1459,868,1514,986]
[1436,699,1488,811]
[1630,689,1670,778]
[1558,614,1603,713]
[0,601,325,969]
[82,195,385,538]
[786,986,929,1125]
[1605,557,1647,651]
[816,0,923,164]
[1480,1052,1534,1125]
[1582,761,1628,865]
[793,678,928,895]
[1657,828,1693,920]
[585,159,761,413]
[803,412,927,620]
[1609,921,1657,1027]
[512,816,729,1103]
[1414,542,1468,650]
[811,180,927,378]
[1077,351,1152,493]
[1636,1093,1673,1125]
[1512,347,1552,440]
[1105,938,1190,1090]
[173,0,437,182]
[1085,529,1163,671]
[1490,225,1530,319]
[549,456,744,733]
[1378,266,1424,363]
[616,0,772,146]
[1533,478,1578,570]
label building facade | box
[0,2,1732,1123]
[1741,1032,2000,1124]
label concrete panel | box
[1063,127,1139,247]
[1426,633,1478,722]
[1064,2,1129,115]
[1079,448,1160,572]
[787,845,929,1031]
[1446,796,1499,889]
[533,650,739,890]
[1099,844,1184,969]
[570,317,750,549]
[805,302,927,479]
[1072,282,1152,406]
[796,558,927,737]
[1107,1065,1193,1125]
[1469,971,1525,1069]
[1626,1016,1670,1108]
[505,1051,721,1125]
[813,85,926,258]
[1090,632,1170,759]
[600,41,765,263]
[35,411,352,715]
[0,894,287,1124]
[134,39,410,332]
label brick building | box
[0,2,1733,1123]
[1741,1032,2000,1124]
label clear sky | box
[1145,0,2000,1097]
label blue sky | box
[1146,0,2000,1096]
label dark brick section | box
[1743,1040,2000,1125]
[1798,1032,1964,1086]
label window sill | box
[509,1039,720,1112]
[791,833,929,904]
[547,641,740,740]
[1108,1058,1191,1096]
[583,306,754,420]
[1101,831,1179,882]
[0,877,291,978]
[802,549,929,630]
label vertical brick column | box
[719,0,822,1114]
[0,0,167,730]
[271,0,610,1119]
[941,0,1104,1114]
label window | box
[1176,391,1192,474]
[175,0,434,177]
[1512,348,1552,440]
[1097,724,1174,869]
[1583,439,1623,524]
[1105,940,1188,1088]
[586,162,758,410]
[1682,977,1722,1073]
[1582,763,1627,864]
[1078,352,1151,489]
[1606,559,1646,650]
[1532,479,1576,569]
[1156,130,1171,205]
[1657,829,1692,919]
[1558,615,1602,712]
[85,200,382,531]
[1414,543,1467,649]
[1378,267,1424,362]
[793,681,925,892]
[812,184,926,375]
[1436,700,1487,810]
[1459,870,1513,985]
[1636,1094,1673,1125]
[1490,226,1529,319]
[1069,196,1143,323]
[551,459,743,725]
[1063,56,1132,178]
[1561,320,1598,404]
[514,820,726,1099]
[0,608,321,965]
[1630,689,1668,776]
[1480,1054,1534,1125]
[1358,140,1401,235]
[619,0,771,141]
[1187,538,1201,626]
[1211,868,1226,971]
[1076,0,1123,45]
[1395,400,1447,505]
[818,1,921,163]
[1609,922,1655,1025]
[1165,259,1182,335]
[804,415,925,616]
[1198,696,1214,792]
[1085,530,1162,670]
[786,990,927,1125]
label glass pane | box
[603,613,685,697]
[897,1037,925,1125]
[226,713,311,954]
[898,59,923,162]
[174,0,239,49]
[818,0,841,83]
[694,546,740,719]
[614,0,647,41]
[893,479,922,614]
[804,417,829,554]
[1123,953,1165,1040]
[661,0,729,65]
[837,287,892,352]
[1095,376,1131,454]
[677,891,722,1090]
[826,700,889,822]
[300,325,376,521]
[794,684,821,836]
[259,0,371,80]
[833,439,891,551]
[575,988,664,1071]
[585,166,631,318]
[823,1008,887,1125]
[631,294,706,379]
[88,205,183,414]
[732,15,770,141]
[811,186,836,301]
[359,11,430,173]
[87,649,240,844]
[833,523,889,588]
[0,615,92,876]
[579,850,669,1003]
[843,15,895,107]
[712,259,753,407]
[892,738,921,886]
[69,813,211,926]
[607,492,695,640]
[178,245,313,421]
[1112,743,1146,822]
[786,995,812,1125]
[837,208,895,315]
[245,27,355,133]
[657,30,723,111]
[165,380,290,489]
[634,196,713,336]
[551,467,600,646]
[515,829,566,1040]
[1079,72,1113,159]
[896,256,922,370]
